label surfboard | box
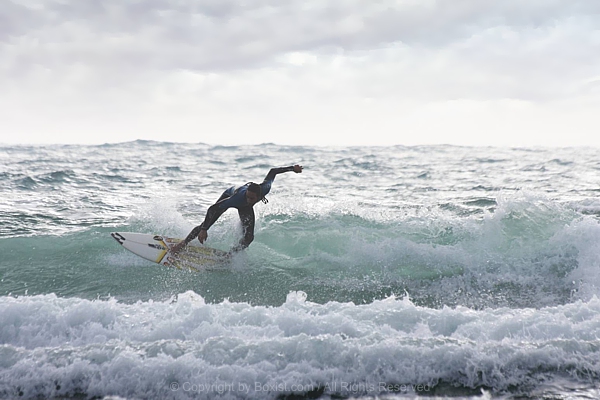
[111,232,229,271]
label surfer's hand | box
[293,165,303,173]
[198,229,208,244]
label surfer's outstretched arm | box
[259,165,303,197]
[263,165,303,183]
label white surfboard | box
[111,232,229,271]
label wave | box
[3,143,600,399]
[1,291,599,399]
[2,193,600,310]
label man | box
[171,164,303,253]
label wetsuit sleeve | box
[263,166,295,183]
[199,201,228,230]
[181,199,232,244]
[181,225,204,245]
[260,166,295,196]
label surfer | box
[171,165,303,253]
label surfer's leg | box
[236,206,255,249]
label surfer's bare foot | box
[170,242,185,253]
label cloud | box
[5,0,598,71]
[1,0,599,146]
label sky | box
[1,0,599,147]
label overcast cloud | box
[1,0,599,146]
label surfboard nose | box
[111,232,125,244]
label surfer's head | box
[246,183,261,205]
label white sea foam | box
[1,291,600,399]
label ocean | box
[1,141,600,399]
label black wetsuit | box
[182,166,296,250]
